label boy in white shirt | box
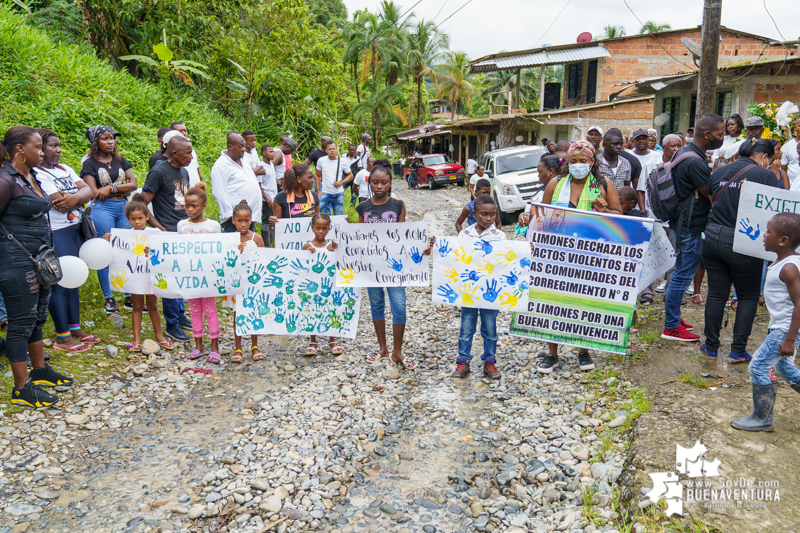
[259,144,278,246]
[353,156,375,204]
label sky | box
[341,0,800,60]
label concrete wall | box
[540,98,656,141]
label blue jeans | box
[458,307,498,364]
[749,329,800,386]
[162,298,186,330]
[320,193,344,216]
[92,199,131,298]
[664,233,703,330]
[50,224,84,336]
[367,287,406,324]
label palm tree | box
[405,19,449,126]
[377,0,411,86]
[434,51,478,118]
[337,10,372,102]
[639,21,671,34]
[599,25,626,39]
[481,69,537,110]
[352,81,405,144]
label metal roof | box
[470,46,610,74]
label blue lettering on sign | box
[171,260,180,272]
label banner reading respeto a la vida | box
[510,204,654,354]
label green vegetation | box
[679,371,709,389]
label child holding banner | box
[455,179,501,233]
[177,184,222,363]
[732,213,800,432]
[359,162,420,369]
[103,193,172,353]
[302,213,342,356]
[229,200,265,362]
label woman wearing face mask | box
[701,139,783,363]
[535,141,623,375]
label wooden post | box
[539,65,546,112]
[696,0,722,121]
[514,68,521,111]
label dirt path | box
[620,297,800,533]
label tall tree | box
[599,25,626,39]
[434,51,478,118]
[352,81,405,144]
[336,9,371,102]
[377,0,410,86]
[405,19,448,126]
[639,21,671,34]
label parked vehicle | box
[479,146,547,224]
[403,154,465,189]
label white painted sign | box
[733,181,800,260]
[275,215,349,250]
[638,224,675,291]
[108,229,161,295]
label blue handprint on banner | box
[320,277,332,297]
[520,257,531,269]
[738,218,761,241]
[502,271,519,285]
[242,287,257,308]
[438,239,452,257]
[475,239,494,255]
[150,250,162,266]
[481,279,500,302]
[291,258,309,274]
[409,247,424,264]
[460,270,480,282]
[387,258,403,271]
[332,290,343,306]
[436,284,459,303]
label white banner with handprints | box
[108,228,162,295]
[147,233,246,298]
[734,181,800,260]
[638,224,675,292]
[333,222,429,287]
[234,247,361,338]
[431,236,530,311]
[275,215,349,250]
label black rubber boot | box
[792,382,800,394]
[731,384,777,432]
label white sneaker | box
[655,280,667,293]
[685,286,694,295]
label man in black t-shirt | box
[304,136,332,167]
[661,113,725,343]
[142,135,195,342]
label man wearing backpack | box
[659,113,725,342]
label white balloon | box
[58,256,89,289]
[79,238,114,270]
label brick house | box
[395,26,794,166]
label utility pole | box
[696,0,722,121]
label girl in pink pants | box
[176,183,222,363]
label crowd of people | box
[2,112,800,432]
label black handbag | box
[81,203,98,240]
[0,221,63,287]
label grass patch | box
[679,372,708,389]
[612,500,722,533]
[637,327,660,344]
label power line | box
[435,0,475,27]
[433,0,449,22]
[622,0,696,72]
[533,0,572,48]
[749,0,790,90]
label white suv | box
[479,146,547,224]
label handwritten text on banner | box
[108,228,159,295]
[275,215,349,251]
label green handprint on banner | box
[273,293,284,307]
[345,297,356,309]
[212,261,225,277]
[297,291,311,305]
[153,273,168,290]
[326,263,336,277]
[299,280,319,294]
[287,300,296,310]
[230,272,241,288]
[248,264,266,284]
[313,294,325,306]
[284,280,295,295]
[320,277,332,297]
[302,321,315,333]
[328,310,342,330]
[311,255,329,274]
[286,313,298,333]
[256,293,270,316]
[343,307,355,321]
[214,279,227,294]
[226,250,238,268]
[266,257,287,274]
[236,315,247,328]
[266,275,283,289]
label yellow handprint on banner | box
[339,268,355,285]
[454,247,473,265]
[497,249,516,267]
[111,270,128,290]
[153,273,168,290]
[444,267,459,283]
[477,261,495,275]
[132,235,147,256]
[458,283,480,306]
[499,292,519,309]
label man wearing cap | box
[627,128,662,184]
[357,133,372,170]
[211,132,262,232]
[149,127,171,170]
[272,138,297,191]
[725,117,765,160]
[586,126,604,152]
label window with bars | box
[567,63,582,100]
[660,97,681,139]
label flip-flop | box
[127,342,142,354]
[393,355,418,370]
[53,342,91,353]
[305,342,318,357]
[251,346,265,361]
[231,349,243,363]
[366,351,388,363]
[207,352,221,364]
[187,350,205,360]
[79,335,102,345]
[328,341,343,355]
[157,338,174,350]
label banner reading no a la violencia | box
[510,204,654,354]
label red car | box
[403,154,465,189]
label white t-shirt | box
[316,156,346,195]
[357,143,370,169]
[765,255,800,330]
[186,149,201,186]
[342,155,359,175]
[467,159,477,174]
[37,164,84,231]
[781,138,800,184]
[210,152,262,223]
[626,150,662,183]
[259,160,278,201]
[353,169,370,198]
[470,172,488,186]
[725,138,748,159]
[243,149,261,173]
[177,218,222,235]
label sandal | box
[692,294,705,305]
[187,350,205,360]
[79,335,102,345]
[366,351,389,363]
[393,355,418,370]
[305,342,318,357]
[251,346,265,361]
[328,341,343,355]
[231,349,243,363]
[157,338,174,350]
[53,342,91,353]
[127,342,142,354]
[207,352,221,364]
